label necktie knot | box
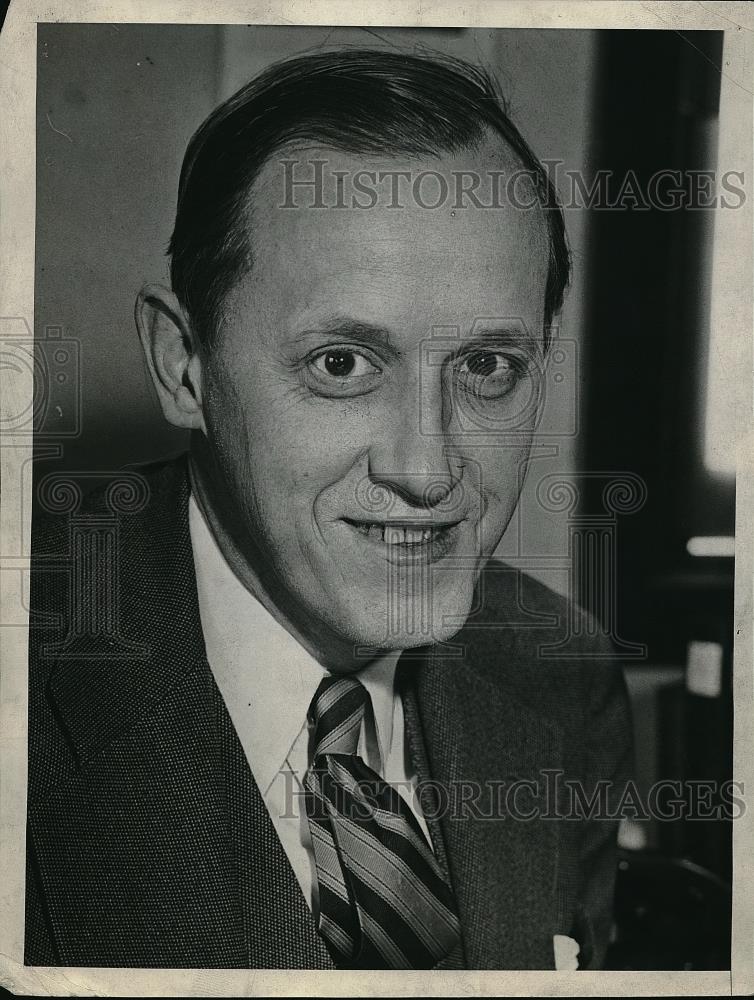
[309,674,369,758]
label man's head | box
[136,48,570,669]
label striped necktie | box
[303,673,461,969]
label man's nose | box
[366,374,460,509]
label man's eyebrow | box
[291,318,398,353]
[464,324,539,343]
[460,325,545,359]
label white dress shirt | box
[188,493,431,909]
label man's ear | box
[135,284,206,431]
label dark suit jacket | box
[24,455,633,970]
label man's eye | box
[456,351,523,399]
[310,349,380,379]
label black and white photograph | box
[0,3,752,995]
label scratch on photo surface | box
[46,111,73,143]
[696,2,754,33]
[641,2,754,96]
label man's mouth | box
[341,518,463,560]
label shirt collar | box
[188,492,400,791]
[360,650,401,766]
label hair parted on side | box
[168,47,570,347]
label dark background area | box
[580,30,736,970]
[583,29,733,663]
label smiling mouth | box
[341,518,462,555]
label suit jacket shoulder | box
[27,456,195,801]
[457,554,632,745]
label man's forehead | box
[242,140,549,290]
[212,135,551,347]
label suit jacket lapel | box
[29,663,249,966]
[401,633,564,970]
[218,693,333,968]
[30,457,331,968]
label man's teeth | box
[363,524,435,544]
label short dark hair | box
[168,47,570,347]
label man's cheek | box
[472,453,530,541]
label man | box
[25,48,633,970]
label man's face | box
[200,137,549,662]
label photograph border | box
[1,2,752,995]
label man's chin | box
[325,596,472,656]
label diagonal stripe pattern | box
[303,674,461,969]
